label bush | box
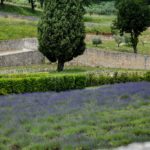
[144,71,150,81]
[92,37,102,47]
[0,71,148,95]
[124,35,132,46]
[113,35,123,47]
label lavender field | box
[0,82,150,150]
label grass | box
[85,1,116,15]
[0,64,147,75]
[0,15,112,40]
[87,29,150,55]
[0,1,116,17]
[84,14,115,24]
[0,4,150,54]
[0,82,150,149]
[85,23,112,33]
[0,17,37,40]
[84,14,115,33]
[0,3,42,17]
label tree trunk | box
[57,60,64,72]
[31,0,35,11]
[40,0,44,8]
[131,32,138,54]
[1,0,4,5]
[133,45,137,54]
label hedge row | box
[0,72,150,95]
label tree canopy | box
[38,0,86,71]
[113,0,150,53]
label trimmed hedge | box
[0,72,149,95]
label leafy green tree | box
[38,0,86,71]
[113,0,150,53]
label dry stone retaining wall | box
[0,38,43,66]
[68,48,150,70]
[0,50,44,67]
[0,38,150,69]
[0,38,38,51]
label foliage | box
[124,35,132,46]
[84,14,115,23]
[0,71,149,95]
[85,1,116,15]
[113,0,150,53]
[28,0,36,11]
[92,37,102,46]
[38,0,86,71]
[113,35,123,47]
[113,35,131,47]
[0,82,150,149]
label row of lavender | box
[0,82,150,149]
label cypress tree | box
[38,0,86,71]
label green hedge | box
[0,72,149,95]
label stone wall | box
[0,38,43,66]
[68,48,150,70]
[0,38,38,51]
[0,38,150,70]
[0,50,44,67]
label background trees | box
[38,0,86,71]
[113,0,150,53]
[0,0,4,5]
[28,0,36,11]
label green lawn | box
[84,14,115,33]
[87,29,150,55]
[0,64,147,76]
[0,17,37,40]
[84,14,115,24]
[0,7,150,55]
[0,14,113,40]
[0,3,42,17]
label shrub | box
[92,37,102,47]
[0,88,8,95]
[0,72,148,95]
[124,35,132,46]
[144,71,150,81]
[113,35,123,47]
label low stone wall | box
[0,38,43,66]
[0,38,150,69]
[0,38,38,51]
[68,48,150,70]
[0,50,44,67]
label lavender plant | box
[0,82,150,149]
